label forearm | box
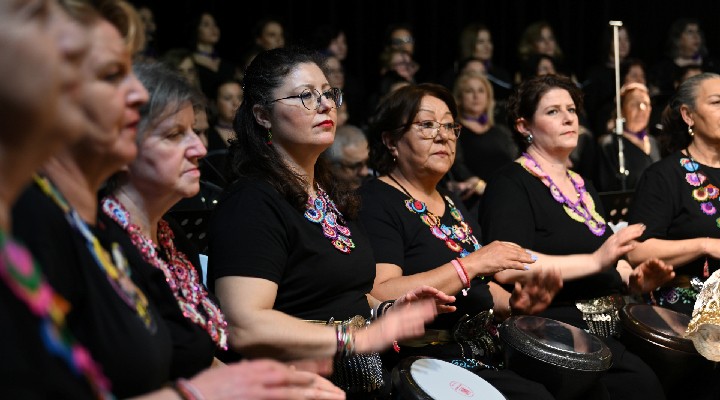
[371,263,466,300]
[495,252,601,284]
[227,309,336,360]
[627,238,707,268]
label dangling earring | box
[266,129,273,145]
[526,133,534,144]
[688,126,694,137]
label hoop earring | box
[266,129,273,145]
[526,133,534,144]
[688,126,694,137]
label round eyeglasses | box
[268,87,343,111]
[412,120,462,140]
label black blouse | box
[12,184,172,399]
[208,178,375,322]
[481,162,623,305]
[358,178,493,330]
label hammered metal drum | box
[498,315,612,400]
[619,303,716,396]
[391,357,506,400]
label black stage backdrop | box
[135,0,720,104]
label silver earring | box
[688,126,694,137]
[526,133,534,144]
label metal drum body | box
[619,303,717,397]
[498,315,612,400]
[391,357,506,400]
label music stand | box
[599,190,635,226]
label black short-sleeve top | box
[98,212,216,380]
[628,150,720,278]
[481,162,623,303]
[207,178,375,321]
[358,178,493,329]
[12,184,172,398]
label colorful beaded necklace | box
[34,175,155,331]
[0,229,114,399]
[387,174,481,258]
[681,148,720,277]
[101,196,228,349]
[304,186,355,254]
[519,153,606,236]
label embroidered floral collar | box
[518,153,606,236]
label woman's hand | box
[509,266,563,316]
[592,223,645,270]
[628,258,675,294]
[447,177,485,200]
[464,240,536,278]
[186,359,346,400]
[354,298,436,354]
[394,285,456,314]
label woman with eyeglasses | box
[207,46,451,398]
[359,83,563,399]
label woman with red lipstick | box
[11,2,345,399]
[207,46,448,398]
[480,74,671,399]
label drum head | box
[394,357,505,400]
[620,303,695,353]
[499,315,612,371]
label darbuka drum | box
[498,315,612,400]
[619,303,716,397]
[392,357,506,400]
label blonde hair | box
[59,0,145,54]
[453,71,495,126]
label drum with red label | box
[391,356,506,400]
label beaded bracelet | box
[335,324,355,360]
[451,258,471,296]
[173,378,205,400]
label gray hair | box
[326,124,367,162]
[662,72,720,152]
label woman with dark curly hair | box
[481,74,673,400]
[207,46,449,398]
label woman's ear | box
[679,105,694,127]
[252,104,271,129]
[515,118,531,139]
[381,132,398,158]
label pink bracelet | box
[451,259,470,296]
[173,378,205,400]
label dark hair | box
[506,74,584,151]
[458,23,491,60]
[599,25,630,62]
[252,17,283,40]
[518,53,557,82]
[367,83,458,175]
[517,21,563,61]
[619,57,646,83]
[228,46,359,217]
[309,24,344,54]
[661,72,720,152]
[665,18,707,59]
